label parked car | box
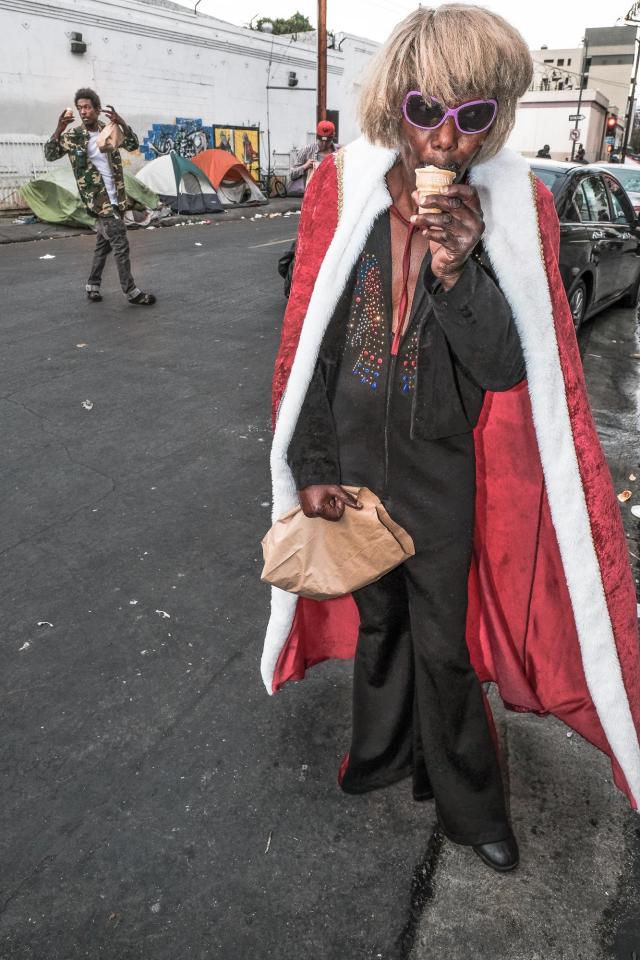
[528,159,640,327]
[596,162,640,217]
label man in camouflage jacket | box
[45,87,155,306]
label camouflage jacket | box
[44,123,139,217]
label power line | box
[531,56,632,89]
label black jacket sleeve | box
[286,357,341,489]
[425,256,525,392]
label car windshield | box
[530,165,567,191]
[609,168,640,193]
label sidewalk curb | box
[0,198,303,245]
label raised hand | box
[103,104,125,128]
[411,183,485,290]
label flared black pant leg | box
[340,549,510,846]
[340,565,416,793]
[403,545,510,846]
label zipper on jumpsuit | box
[383,210,417,497]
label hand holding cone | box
[415,166,456,213]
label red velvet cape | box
[267,148,640,807]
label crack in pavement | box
[395,691,513,959]
[1,396,117,557]
[0,853,58,917]
[395,823,446,959]
[0,650,249,918]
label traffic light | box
[607,115,617,131]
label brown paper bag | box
[260,487,415,600]
[96,121,124,154]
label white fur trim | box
[471,148,640,805]
[260,138,397,692]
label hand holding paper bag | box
[261,487,415,600]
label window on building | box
[567,58,572,65]
[544,58,554,63]
[557,58,564,66]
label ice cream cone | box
[415,165,456,213]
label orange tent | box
[192,149,266,205]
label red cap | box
[316,120,335,138]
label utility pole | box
[571,36,588,161]
[622,2,640,161]
[317,0,327,124]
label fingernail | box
[442,185,450,193]
[409,215,417,223]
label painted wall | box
[0,0,379,172]
[508,90,610,162]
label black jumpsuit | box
[287,210,525,845]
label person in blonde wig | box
[261,5,640,875]
[359,5,531,162]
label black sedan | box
[528,159,640,327]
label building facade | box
[2,2,638,209]
[0,0,378,207]
[508,89,614,162]
[516,25,637,160]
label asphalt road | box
[0,217,639,960]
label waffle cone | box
[415,166,456,213]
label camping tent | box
[21,164,160,228]
[135,153,223,214]
[191,149,267,206]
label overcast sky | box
[171,0,637,49]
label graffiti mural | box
[213,126,234,154]
[141,118,211,161]
[142,119,262,177]
[235,128,260,179]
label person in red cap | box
[289,120,339,194]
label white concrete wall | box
[508,89,609,162]
[0,0,378,172]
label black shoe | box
[129,291,156,306]
[87,290,102,302]
[473,834,519,872]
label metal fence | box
[0,136,49,211]
[272,150,293,176]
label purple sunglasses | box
[402,91,498,135]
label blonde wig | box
[358,5,533,164]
